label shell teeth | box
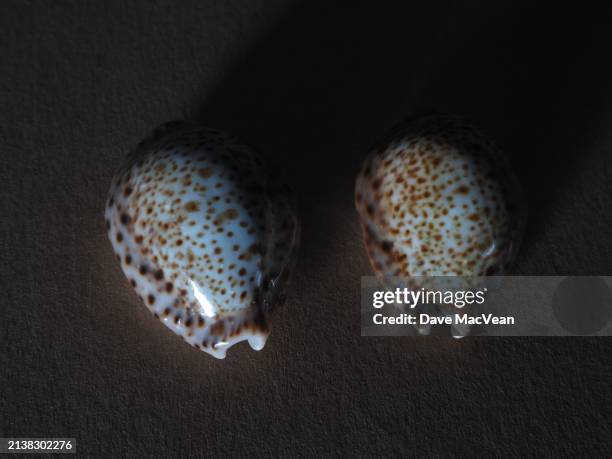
[355,114,525,283]
[105,122,299,358]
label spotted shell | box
[355,114,524,284]
[105,122,299,359]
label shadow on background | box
[191,1,612,275]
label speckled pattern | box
[355,115,524,283]
[105,122,299,358]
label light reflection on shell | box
[105,121,299,358]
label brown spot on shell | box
[185,201,200,212]
[198,167,214,179]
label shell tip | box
[247,334,267,351]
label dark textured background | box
[1,1,612,456]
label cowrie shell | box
[355,115,525,282]
[105,122,299,358]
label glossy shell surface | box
[105,122,299,358]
